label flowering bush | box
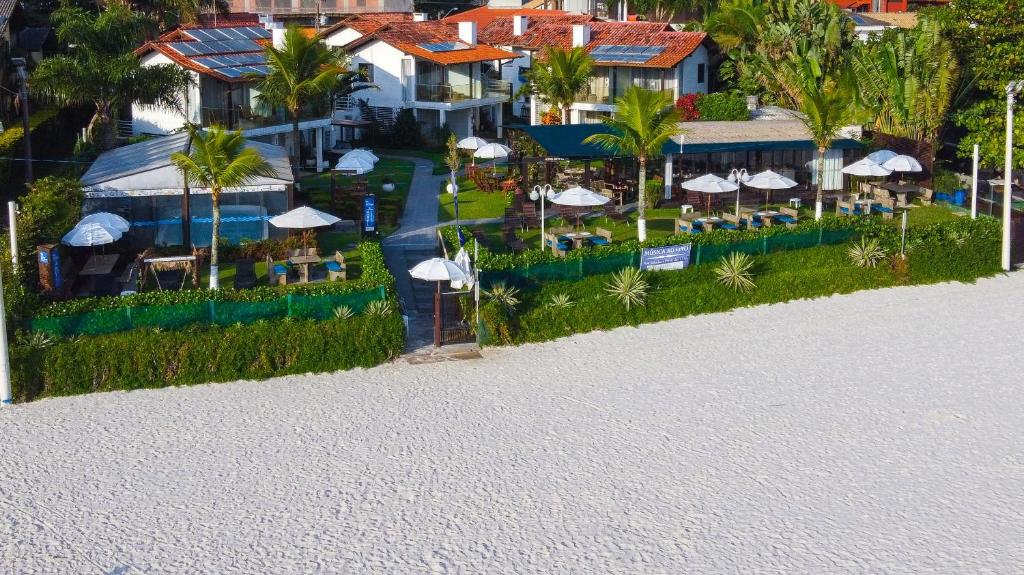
[675,94,701,120]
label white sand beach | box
[1,274,1022,574]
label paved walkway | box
[1,274,1022,573]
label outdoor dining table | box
[561,231,593,248]
[695,216,724,230]
[879,182,920,206]
[79,254,120,295]
[288,254,322,283]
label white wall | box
[323,26,364,48]
[499,49,532,118]
[132,53,200,135]
[678,44,709,96]
[349,40,410,110]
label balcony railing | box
[199,106,322,130]
[483,79,512,100]
[415,83,474,103]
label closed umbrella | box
[62,222,122,247]
[881,154,923,173]
[78,212,130,233]
[866,149,898,164]
[745,169,798,210]
[335,154,375,174]
[474,143,512,174]
[451,247,474,290]
[550,186,610,229]
[344,148,379,164]
[410,257,471,347]
[457,136,488,165]
[680,174,739,214]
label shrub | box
[715,252,757,292]
[695,93,750,121]
[848,237,887,268]
[363,299,393,318]
[391,107,420,148]
[333,305,355,319]
[484,282,520,313]
[604,267,649,310]
[675,93,701,120]
[548,293,573,308]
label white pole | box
[1002,82,1019,272]
[971,144,979,219]
[7,201,17,271]
[0,266,12,405]
[474,239,480,347]
[900,209,908,258]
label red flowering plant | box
[675,93,701,121]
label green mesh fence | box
[481,229,855,288]
[31,287,388,337]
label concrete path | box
[2,274,1022,573]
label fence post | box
[209,300,216,324]
[286,293,293,318]
[818,226,823,246]
[695,244,701,266]
[762,235,768,255]
[126,306,132,330]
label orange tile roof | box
[476,14,595,46]
[443,7,573,28]
[346,21,519,65]
[319,12,412,38]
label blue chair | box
[776,215,798,224]
[719,222,739,230]
[589,236,610,246]
[273,263,289,276]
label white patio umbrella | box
[62,222,122,247]
[745,169,798,210]
[78,212,130,233]
[335,153,375,174]
[410,257,471,346]
[549,186,610,229]
[474,143,513,174]
[269,206,341,229]
[457,136,488,165]
[881,154,923,173]
[344,148,379,164]
[842,158,892,177]
[680,173,740,214]
[866,149,898,164]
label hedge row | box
[13,313,405,401]
[480,218,1003,345]
[36,241,393,318]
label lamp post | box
[971,143,979,220]
[12,58,32,184]
[727,168,750,216]
[529,183,554,250]
[1002,80,1023,271]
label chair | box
[918,187,934,206]
[324,251,347,281]
[738,208,762,230]
[545,233,570,257]
[872,197,896,219]
[233,259,257,289]
[836,200,863,216]
[719,212,741,231]
[590,227,612,246]
[118,262,140,296]
[777,207,799,228]
[503,229,527,252]
[266,255,288,286]
[521,203,540,229]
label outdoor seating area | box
[265,248,347,286]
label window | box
[358,63,374,83]
[697,63,706,84]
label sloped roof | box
[82,133,293,196]
[136,26,271,83]
[861,12,919,29]
[346,21,518,65]
[444,7,574,28]
[319,12,413,39]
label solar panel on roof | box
[591,44,666,64]
[167,39,262,56]
[183,26,271,42]
[419,41,471,52]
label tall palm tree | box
[778,55,858,220]
[253,26,368,182]
[526,46,593,125]
[31,3,191,149]
[171,126,275,289]
[584,87,683,242]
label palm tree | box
[31,3,191,149]
[171,126,275,289]
[778,55,858,220]
[584,87,683,242]
[253,26,369,182]
[526,46,593,125]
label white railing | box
[484,79,512,100]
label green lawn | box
[374,147,448,175]
[298,158,414,236]
[438,172,513,222]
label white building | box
[322,18,518,140]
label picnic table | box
[879,182,920,206]
[561,231,593,249]
[695,216,724,230]
[288,254,322,283]
[80,254,119,277]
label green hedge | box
[480,218,1002,345]
[13,313,405,401]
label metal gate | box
[439,290,473,346]
[1013,209,1024,266]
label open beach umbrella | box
[335,154,375,174]
[344,148,379,164]
[457,136,488,165]
[881,154,923,174]
[842,158,892,177]
[550,186,609,229]
[474,143,512,174]
[866,149,898,164]
[62,222,122,247]
[78,212,130,233]
[681,173,740,214]
[745,169,798,210]
[269,206,341,229]
[410,257,471,347]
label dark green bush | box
[695,93,750,121]
[12,313,405,401]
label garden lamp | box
[530,184,555,250]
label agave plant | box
[333,305,355,319]
[847,237,887,268]
[604,267,649,310]
[18,330,54,350]
[364,300,393,318]
[485,283,521,312]
[715,252,757,293]
[548,293,573,309]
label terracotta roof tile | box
[346,21,519,65]
[443,7,574,28]
[319,12,412,38]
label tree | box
[30,3,191,149]
[253,26,370,181]
[852,17,966,160]
[584,87,683,242]
[171,126,275,289]
[525,46,593,125]
[132,0,229,28]
[778,56,858,220]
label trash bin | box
[953,189,967,206]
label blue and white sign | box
[363,194,377,233]
[640,244,692,271]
